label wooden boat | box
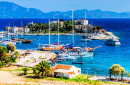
[22,40,33,43]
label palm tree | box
[13,51,20,58]
[34,60,52,78]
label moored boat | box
[105,38,121,46]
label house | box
[75,19,88,25]
[51,64,81,79]
[12,27,30,33]
[50,21,64,27]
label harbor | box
[0,18,129,84]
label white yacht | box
[105,38,121,46]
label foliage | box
[125,71,130,77]
[46,75,111,85]
[0,45,9,62]
[26,60,31,63]
[109,64,124,77]
[10,57,17,63]
[7,43,16,52]
[96,26,102,30]
[39,56,42,59]
[34,60,52,78]
[22,67,30,75]
[0,62,6,68]
[13,51,20,58]
[32,67,36,74]
[5,57,12,63]
[27,20,76,33]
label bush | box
[0,62,6,68]
[5,57,12,63]
[60,77,63,79]
[39,56,42,58]
[11,57,17,63]
[22,67,29,75]
[32,67,36,74]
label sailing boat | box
[62,11,93,58]
[21,17,33,44]
[0,23,16,46]
[38,19,63,51]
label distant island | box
[0,1,130,18]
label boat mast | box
[13,17,14,40]
[85,12,87,48]
[22,17,25,38]
[2,33,3,41]
[58,18,59,45]
[8,23,10,40]
[21,21,23,38]
[72,9,74,46]
[49,19,50,45]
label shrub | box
[60,77,63,79]
[39,56,42,58]
[0,62,6,68]
[22,67,29,75]
[5,57,12,63]
[13,51,20,58]
[26,60,31,63]
[11,57,17,63]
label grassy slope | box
[0,66,127,85]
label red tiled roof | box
[76,19,85,21]
[67,72,75,75]
[55,64,72,70]
[51,67,56,71]
[97,29,106,32]
[17,27,23,28]
[14,27,24,29]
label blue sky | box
[0,0,129,13]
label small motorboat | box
[105,38,121,46]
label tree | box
[0,45,8,62]
[13,51,20,58]
[34,60,52,78]
[7,43,16,52]
[125,71,130,83]
[22,67,29,75]
[96,26,102,30]
[109,64,124,81]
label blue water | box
[0,18,130,77]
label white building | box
[51,64,81,79]
[12,27,30,33]
[50,21,64,26]
[75,19,88,25]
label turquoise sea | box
[0,18,130,77]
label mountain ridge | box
[0,1,130,18]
